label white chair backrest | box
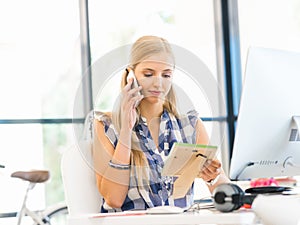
[61,111,102,215]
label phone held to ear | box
[126,69,141,107]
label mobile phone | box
[127,70,140,92]
[126,69,141,106]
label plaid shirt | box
[94,109,199,212]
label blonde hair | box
[126,35,178,117]
[112,36,178,186]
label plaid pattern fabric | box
[94,109,199,212]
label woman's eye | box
[162,74,172,78]
[144,73,153,77]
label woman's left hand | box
[198,159,221,182]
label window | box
[238,0,300,76]
[0,0,81,211]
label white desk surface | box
[67,209,259,225]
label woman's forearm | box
[95,127,133,208]
[110,128,132,164]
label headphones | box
[212,183,257,212]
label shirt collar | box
[139,108,169,125]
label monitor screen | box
[230,47,300,180]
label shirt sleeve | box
[186,109,199,128]
[94,111,119,148]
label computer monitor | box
[230,47,300,180]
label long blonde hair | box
[112,36,178,185]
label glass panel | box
[89,0,217,75]
[43,123,78,206]
[0,123,45,212]
[238,0,300,77]
[0,123,76,212]
[0,0,82,119]
[88,0,219,123]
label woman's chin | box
[143,96,164,104]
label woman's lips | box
[148,90,162,96]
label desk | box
[67,209,259,225]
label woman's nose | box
[153,76,162,87]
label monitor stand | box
[245,116,300,195]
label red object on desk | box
[242,204,252,209]
[250,178,279,187]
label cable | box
[234,162,255,181]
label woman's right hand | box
[120,78,143,131]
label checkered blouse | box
[94,109,199,212]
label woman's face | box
[134,53,174,104]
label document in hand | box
[161,143,218,199]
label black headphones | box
[212,183,257,212]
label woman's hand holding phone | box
[121,69,144,130]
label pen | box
[196,153,207,158]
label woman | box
[93,35,230,212]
